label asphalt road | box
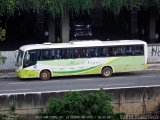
[0,70,160,95]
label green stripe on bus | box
[53,66,98,74]
[53,57,121,75]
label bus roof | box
[19,39,147,51]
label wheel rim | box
[102,67,112,77]
[41,71,50,80]
[104,69,110,76]
[42,73,48,79]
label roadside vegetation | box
[39,89,124,120]
[1,0,160,17]
[0,102,23,120]
[0,89,125,120]
[0,27,7,64]
[0,27,5,42]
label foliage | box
[0,27,6,42]
[0,27,7,64]
[40,89,124,120]
[0,104,23,120]
[0,56,7,64]
[68,0,93,15]
[101,0,123,15]
[153,0,160,12]
[122,0,146,9]
[0,114,8,120]
[0,0,160,17]
[10,102,16,114]
[0,103,23,120]
[0,113,23,120]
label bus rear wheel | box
[101,67,113,77]
[40,70,51,80]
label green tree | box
[0,27,7,64]
[40,89,124,120]
[0,0,160,17]
[0,27,6,42]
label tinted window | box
[108,45,144,56]
[81,48,90,58]
[108,47,125,56]
[134,45,144,55]
[55,49,62,59]
[90,48,102,57]
[51,50,55,59]
[41,50,51,60]
[23,50,37,67]
[25,45,144,62]
[124,45,144,56]
[73,48,81,58]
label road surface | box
[0,71,159,95]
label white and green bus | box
[15,40,147,80]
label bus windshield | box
[15,50,24,67]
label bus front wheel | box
[40,70,51,80]
[101,67,113,77]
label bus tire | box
[101,67,113,77]
[40,70,51,80]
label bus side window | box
[81,48,90,58]
[29,51,37,63]
[95,48,99,57]
[24,50,37,67]
[81,48,86,58]
[102,47,109,57]
[108,47,115,56]
[61,49,68,59]
[74,49,81,58]
[55,49,61,59]
[42,50,51,60]
[90,48,95,57]
[125,46,132,55]
[116,47,124,56]
[86,48,90,57]
[135,45,144,55]
[139,46,144,55]
[66,49,73,59]
[37,50,42,61]
[90,47,102,57]
[51,50,55,59]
